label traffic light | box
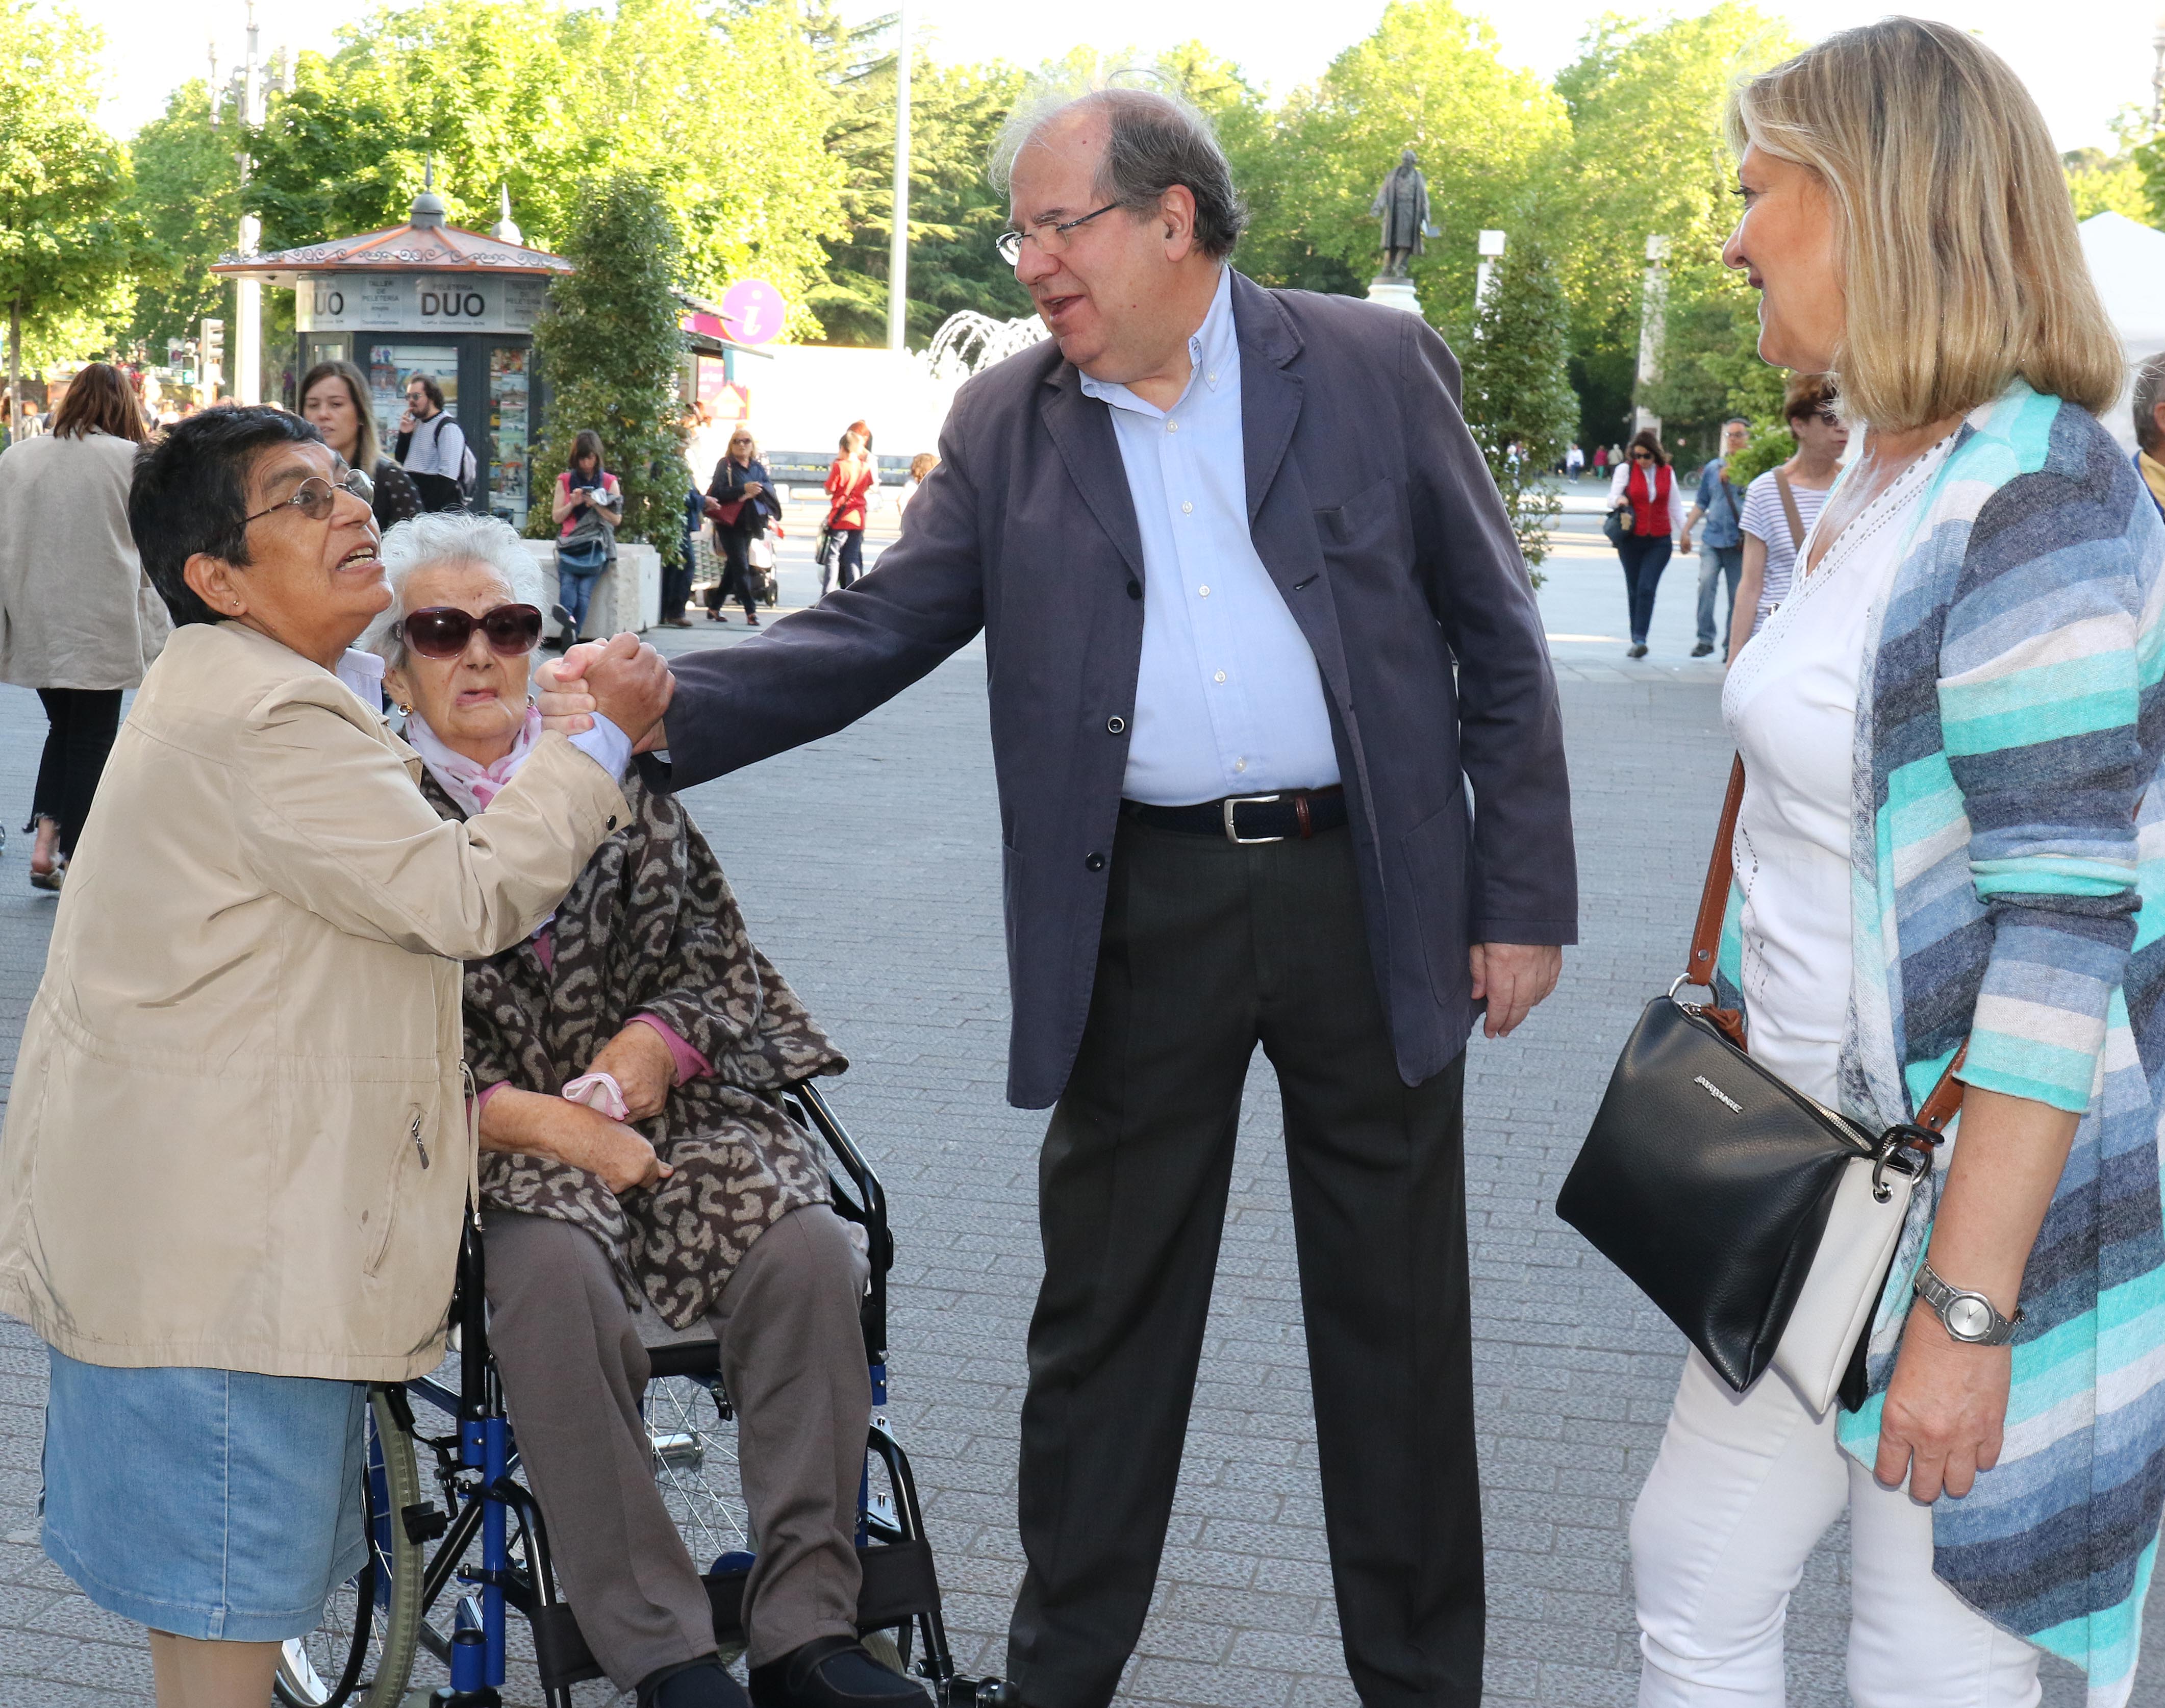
[201,318,225,392]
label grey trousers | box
[484,1204,872,1689]
[1008,817,1481,1708]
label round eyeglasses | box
[994,203,1122,267]
[243,467,374,525]
[401,604,544,661]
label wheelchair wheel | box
[275,1387,425,1707]
[645,1372,751,1567]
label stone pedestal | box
[1366,276,1423,315]
[520,539,661,640]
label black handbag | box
[1602,503,1630,548]
[1555,756,1959,1398]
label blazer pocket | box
[1315,475,1404,556]
[1400,793,1471,1007]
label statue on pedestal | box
[1370,149,1434,279]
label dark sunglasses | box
[401,604,543,660]
[1630,449,1654,460]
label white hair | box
[367,512,548,668]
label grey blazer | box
[667,271,1577,1108]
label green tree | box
[2064,145,2154,222]
[0,0,137,415]
[122,81,243,358]
[528,172,690,567]
[1639,256,1786,461]
[1459,236,1576,576]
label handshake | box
[538,634,673,751]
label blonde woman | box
[1624,19,2164,1708]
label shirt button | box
[1206,372,1216,384]
[1181,501,1193,514]
[1107,715,1126,734]
[1214,670,1227,684]
[1235,758,1247,773]
[1198,585,1210,597]
[1167,421,1178,433]
[1085,851,1106,872]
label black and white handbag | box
[1556,756,1960,1412]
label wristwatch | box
[1914,1262,2023,1346]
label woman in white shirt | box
[1725,372,1847,662]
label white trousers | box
[1631,1350,2042,1707]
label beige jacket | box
[0,621,628,1379]
[0,431,169,690]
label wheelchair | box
[273,1081,1016,1708]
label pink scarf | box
[403,705,542,816]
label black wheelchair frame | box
[288,1081,1014,1708]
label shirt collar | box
[1078,266,1232,417]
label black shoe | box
[551,602,580,645]
[748,1636,930,1707]
[639,1657,751,1708]
[1627,643,1649,658]
[1691,641,1713,657]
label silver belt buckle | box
[1222,793,1285,845]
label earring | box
[396,701,413,714]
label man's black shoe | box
[747,1635,930,1706]
[639,1657,751,1708]
[1691,641,1714,657]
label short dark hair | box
[407,372,445,411]
[54,362,149,444]
[130,406,322,628]
[994,85,1248,261]
[1783,372,1840,425]
[568,428,605,473]
[2135,352,2165,457]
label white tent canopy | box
[2081,211,2165,453]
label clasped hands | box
[538,636,666,749]
[539,634,672,750]
[476,1020,679,1196]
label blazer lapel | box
[1232,273,1303,523]
[1039,371,1146,580]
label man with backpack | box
[395,373,475,512]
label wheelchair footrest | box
[531,1539,945,1692]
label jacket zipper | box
[409,1112,431,1170]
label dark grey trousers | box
[484,1204,871,1689]
[1006,817,1481,1708]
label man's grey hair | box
[990,81,1247,261]
[366,511,547,668]
[1724,416,1752,431]
[2135,351,2165,458]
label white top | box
[1721,438,1952,1103]
[1607,461,1688,533]
[1739,470,1833,623]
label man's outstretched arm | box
[544,400,989,790]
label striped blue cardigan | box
[1714,381,2165,1704]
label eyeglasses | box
[401,604,544,661]
[995,203,1122,266]
[1630,450,1654,461]
[243,467,374,525]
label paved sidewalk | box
[0,588,2138,1703]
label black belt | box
[1122,785,1347,844]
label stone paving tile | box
[0,614,2148,1705]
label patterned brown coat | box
[424,763,846,1328]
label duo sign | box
[295,273,551,334]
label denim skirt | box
[41,1348,368,1641]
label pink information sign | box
[719,279,785,346]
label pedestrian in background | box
[897,451,937,522]
[299,359,424,535]
[1607,429,1685,658]
[0,361,167,892]
[821,430,873,594]
[1726,374,1846,663]
[2134,349,2165,520]
[669,481,701,629]
[551,430,622,646]
[1679,416,1750,658]
[706,429,779,626]
[1565,442,1584,481]
[395,373,471,512]
[1628,21,2160,1706]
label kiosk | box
[214,186,572,528]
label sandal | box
[30,861,64,893]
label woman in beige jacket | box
[0,406,670,1705]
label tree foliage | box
[0,0,137,375]
[528,172,690,567]
[123,81,242,356]
[1459,236,1576,575]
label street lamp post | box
[1633,233,1670,439]
[886,0,912,354]
[233,2,265,406]
[2153,10,2164,127]
[1474,229,1506,322]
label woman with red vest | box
[1606,428,1688,657]
[821,430,875,595]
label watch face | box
[1947,1295,1995,1341]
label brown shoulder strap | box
[1774,469,1807,551]
[1684,753,1746,986]
[1682,751,1966,1126]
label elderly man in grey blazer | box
[548,87,1575,1708]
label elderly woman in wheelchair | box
[371,512,928,1708]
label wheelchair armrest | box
[644,1339,723,1381]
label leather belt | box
[1123,785,1348,845]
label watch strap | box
[1915,1262,2022,1346]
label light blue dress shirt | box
[1079,268,1340,808]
